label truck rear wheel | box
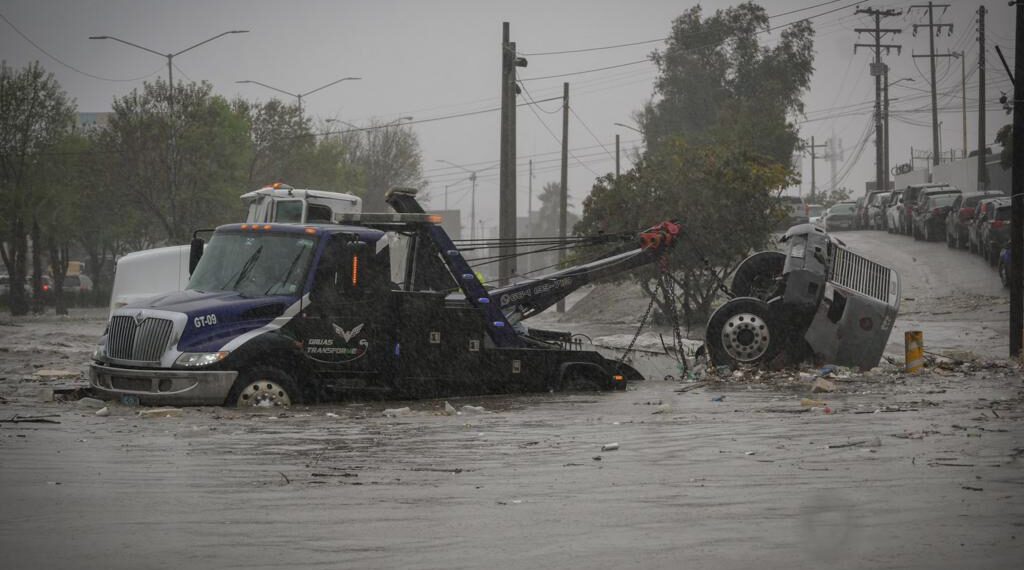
[226,366,299,408]
[731,251,785,301]
[705,297,780,368]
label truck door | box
[296,234,395,391]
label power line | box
[0,10,162,83]
[568,107,615,160]
[519,0,851,57]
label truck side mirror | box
[189,237,204,275]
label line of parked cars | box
[819,183,1014,287]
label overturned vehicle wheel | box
[705,297,780,368]
[731,251,785,301]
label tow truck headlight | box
[174,351,229,368]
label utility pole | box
[527,159,533,237]
[978,5,989,189]
[884,71,891,189]
[909,2,954,167]
[556,82,569,314]
[1010,1,1023,357]
[499,23,527,286]
[804,137,827,202]
[615,134,621,178]
[828,134,843,193]
[855,7,902,192]
[957,51,967,156]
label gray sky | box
[0,0,1015,231]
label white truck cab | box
[109,184,362,313]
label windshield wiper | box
[225,245,263,291]
[264,248,306,296]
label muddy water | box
[2,370,1022,569]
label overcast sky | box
[1,0,1015,232]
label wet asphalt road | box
[831,228,1010,359]
[1,228,1023,569]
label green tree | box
[638,2,814,168]
[995,124,1012,170]
[0,61,76,315]
[102,80,250,243]
[578,139,788,325]
[577,2,814,325]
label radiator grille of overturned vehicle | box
[828,246,895,305]
[108,316,174,362]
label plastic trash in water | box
[711,395,726,402]
[601,442,619,451]
[120,394,140,407]
[382,407,411,417]
[461,405,487,415]
[818,364,838,377]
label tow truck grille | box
[108,316,174,363]
[828,246,894,305]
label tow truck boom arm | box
[489,220,681,319]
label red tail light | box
[932,208,944,216]
[42,284,50,292]
[959,208,973,220]
[992,220,1006,229]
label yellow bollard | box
[905,331,924,373]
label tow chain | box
[615,253,689,374]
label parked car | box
[913,190,961,241]
[861,190,889,229]
[824,201,857,231]
[62,274,94,306]
[979,201,1012,265]
[806,203,826,226]
[968,197,1006,255]
[885,191,905,234]
[913,188,958,238]
[902,183,953,235]
[776,195,807,229]
[866,191,890,230]
[944,190,1005,249]
[0,273,9,305]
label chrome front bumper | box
[90,363,237,406]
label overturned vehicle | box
[705,224,900,370]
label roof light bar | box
[334,212,442,224]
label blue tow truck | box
[89,188,681,407]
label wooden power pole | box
[978,5,989,189]
[855,6,902,191]
[909,2,954,167]
[499,23,527,286]
[1010,2,1023,357]
[556,83,569,313]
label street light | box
[883,77,914,188]
[613,122,642,135]
[89,30,248,104]
[437,159,480,240]
[236,76,362,114]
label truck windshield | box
[188,232,317,297]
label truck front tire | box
[226,366,300,408]
[705,297,780,368]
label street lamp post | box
[437,159,479,240]
[89,30,249,105]
[884,76,914,189]
[614,122,643,178]
[237,77,362,115]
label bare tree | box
[349,120,424,211]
